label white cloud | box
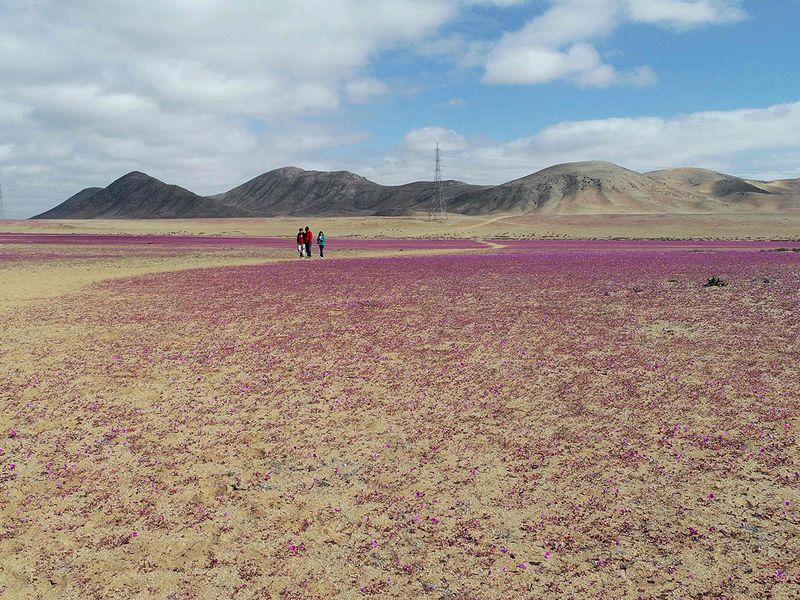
[479,0,745,86]
[626,0,747,28]
[402,127,469,153]
[361,101,800,185]
[345,78,391,103]
[625,65,659,86]
[0,0,771,219]
[485,42,603,85]
[0,143,14,161]
[0,0,467,217]
[464,0,528,5]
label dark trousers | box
[305,242,312,257]
[319,245,325,257]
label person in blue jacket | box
[317,230,327,258]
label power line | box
[427,143,447,222]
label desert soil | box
[1,226,798,599]
[3,212,800,240]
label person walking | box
[317,230,327,258]
[296,228,305,257]
[304,226,313,259]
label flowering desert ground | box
[1,218,799,599]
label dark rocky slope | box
[34,163,800,218]
[34,172,251,219]
[214,167,486,216]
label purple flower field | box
[0,238,798,598]
[0,233,487,251]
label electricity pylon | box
[427,143,447,222]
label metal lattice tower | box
[427,143,447,222]
[0,183,5,220]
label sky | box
[1,0,799,218]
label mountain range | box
[33,161,799,219]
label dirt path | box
[476,239,507,249]
[0,246,486,313]
[0,256,273,314]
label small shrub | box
[703,277,728,287]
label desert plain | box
[1,216,799,599]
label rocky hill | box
[32,187,106,219]
[34,163,799,218]
[33,172,252,219]
[213,167,486,216]
[646,167,770,196]
[644,167,800,212]
[448,161,712,215]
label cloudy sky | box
[1,0,799,217]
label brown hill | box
[646,168,800,212]
[754,177,800,194]
[215,167,486,216]
[33,163,800,219]
[449,161,710,215]
[643,167,800,212]
[33,172,252,219]
[32,187,105,219]
[742,177,800,211]
[646,167,771,195]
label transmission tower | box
[0,183,5,220]
[427,143,447,222]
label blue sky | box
[1,0,799,217]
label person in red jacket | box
[296,228,305,257]
[304,226,313,258]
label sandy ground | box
[1,235,799,599]
[2,212,800,240]
[0,241,478,313]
